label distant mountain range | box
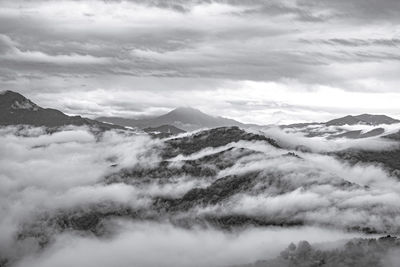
[0,91,250,134]
[326,114,400,126]
[97,107,250,131]
[1,90,400,140]
[282,114,400,139]
[0,90,122,130]
[283,114,400,128]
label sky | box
[1,0,400,124]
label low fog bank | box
[14,221,359,267]
[1,125,400,266]
[234,235,400,267]
[0,126,162,263]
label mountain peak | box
[355,113,396,121]
[1,90,21,95]
[0,90,122,130]
[158,106,218,127]
[98,106,245,131]
[169,107,205,115]
[0,90,40,111]
[1,90,28,101]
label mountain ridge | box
[2,90,400,138]
[143,124,186,138]
[281,114,400,140]
[326,114,400,126]
[97,106,249,131]
[0,90,123,130]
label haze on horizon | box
[1,0,400,124]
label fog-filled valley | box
[1,122,400,267]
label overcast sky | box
[1,0,400,124]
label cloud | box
[14,221,359,267]
[304,38,400,47]
[0,0,399,122]
[262,126,400,152]
[297,0,400,22]
[0,1,398,80]
[0,126,162,257]
[0,34,17,54]
[1,125,400,266]
[173,130,400,234]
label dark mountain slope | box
[326,114,399,126]
[384,130,400,141]
[332,149,400,177]
[0,90,123,130]
[330,128,385,139]
[162,126,280,158]
[105,147,260,185]
[234,236,400,267]
[144,124,185,138]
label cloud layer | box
[1,125,400,266]
[1,0,400,123]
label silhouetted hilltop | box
[0,90,123,130]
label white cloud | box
[1,125,400,266]
[14,221,360,267]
